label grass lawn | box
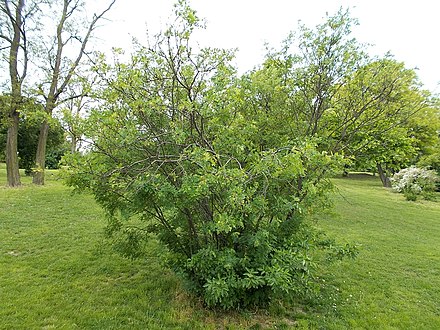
[1,164,439,329]
[313,174,440,329]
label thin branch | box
[0,34,12,43]
[54,0,116,100]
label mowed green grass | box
[1,164,439,329]
[0,169,189,329]
[314,174,440,329]
[0,165,288,330]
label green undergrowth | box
[1,166,439,329]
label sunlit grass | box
[0,165,287,329]
[310,174,440,329]
[1,165,439,329]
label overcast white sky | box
[91,0,440,93]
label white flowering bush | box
[391,166,439,201]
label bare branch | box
[54,0,116,100]
[0,33,12,43]
[58,92,88,105]
[1,0,14,23]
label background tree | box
[19,119,66,174]
[247,9,367,151]
[0,0,34,186]
[32,0,115,185]
[326,58,431,186]
[258,15,436,187]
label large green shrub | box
[64,3,355,309]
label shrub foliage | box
[391,166,439,200]
[64,3,356,309]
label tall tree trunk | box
[5,110,21,187]
[32,121,49,185]
[33,96,55,185]
[4,0,26,187]
[377,163,391,188]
